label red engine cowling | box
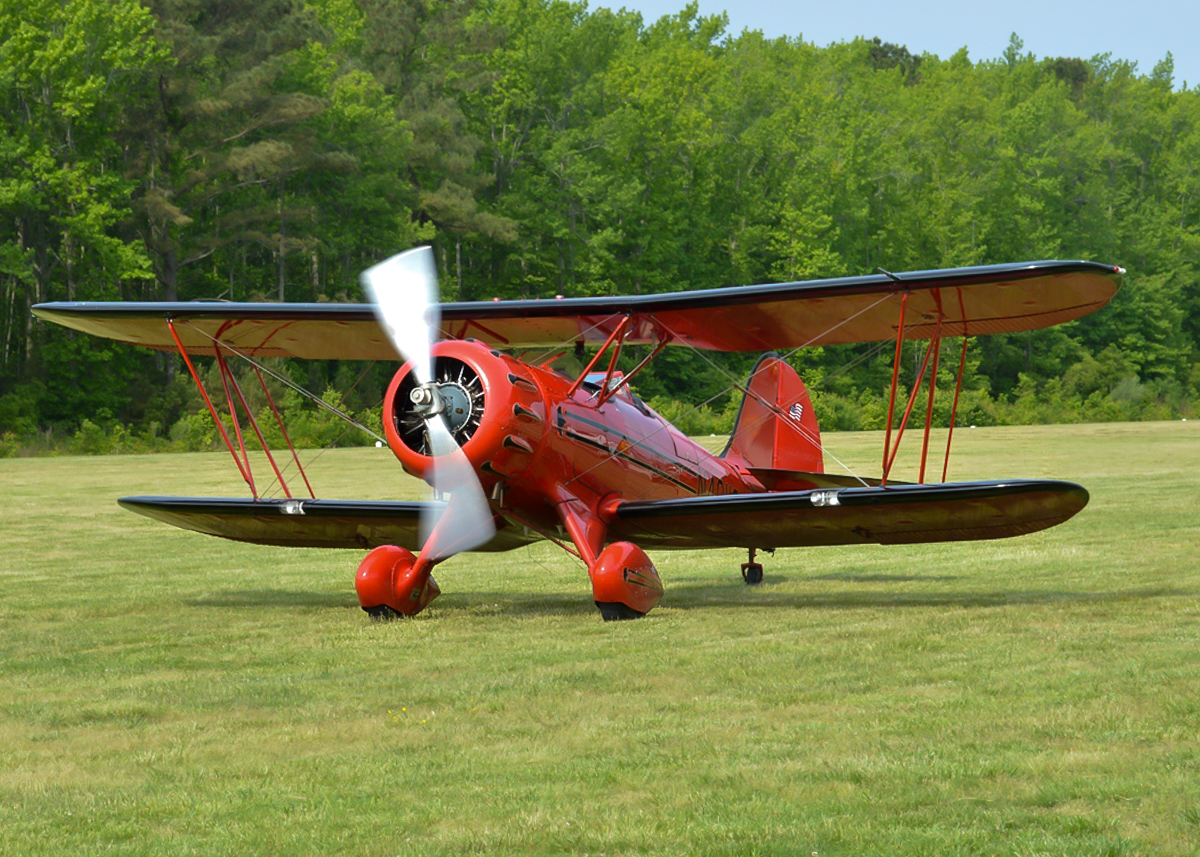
[381,339,548,495]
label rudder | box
[722,353,823,474]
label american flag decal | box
[789,403,804,421]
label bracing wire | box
[560,291,900,490]
[178,321,387,499]
[180,287,906,498]
[180,321,385,444]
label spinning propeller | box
[361,247,496,558]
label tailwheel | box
[741,563,764,585]
[741,548,764,585]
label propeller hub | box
[435,381,476,434]
[409,384,445,416]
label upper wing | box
[118,496,538,552]
[33,260,1122,357]
[607,479,1089,550]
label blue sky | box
[595,0,1197,89]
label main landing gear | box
[590,542,664,621]
[355,545,442,618]
[357,543,767,619]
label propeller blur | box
[360,248,496,561]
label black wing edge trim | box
[33,260,1122,322]
[614,479,1089,520]
[118,496,430,517]
[116,496,539,552]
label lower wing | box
[608,480,1088,549]
[118,496,538,552]
[121,479,1085,554]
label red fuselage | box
[381,339,763,544]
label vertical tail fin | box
[722,353,823,474]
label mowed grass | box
[1,421,1198,856]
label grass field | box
[2,421,1198,856]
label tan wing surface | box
[118,496,537,551]
[609,480,1089,550]
[33,260,1122,357]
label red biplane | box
[34,251,1122,620]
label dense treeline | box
[1,0,1197,455]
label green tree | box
[127,0,333,302]
[357,0,516,299]
[465,0,642,298]
[0,0,165,425]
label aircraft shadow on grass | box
[188,581,1196,617]
[188,589,351,610]
[188,587,595,617]
[659,581,1197,612]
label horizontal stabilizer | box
[746,468,897,491]
[118,496,537,552]
[610,479,1088,549]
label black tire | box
[363,605,403,621]
[595,601,646,621]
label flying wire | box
[653,301,899,488]
[558,290,899,491]
[178,321,387,499]
[182,285,902,500]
